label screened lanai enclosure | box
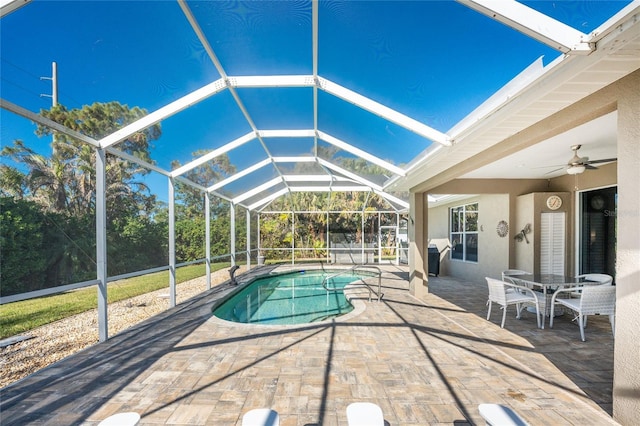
[2,0,635,343]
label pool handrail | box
[321,264,382,302]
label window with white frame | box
[450,203,478,262]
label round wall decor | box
[496,220,509,237]
[546,195,562,210]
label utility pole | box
[40,61,58,106]
[41,62,58,150]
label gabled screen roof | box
[1,1,632,211]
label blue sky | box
[1,0,631,200]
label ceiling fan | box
[546,144,617,175]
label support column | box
[205,192,211,290]
[95,147,108,342]
[230,202,236,266]
[246,209,251,270]
[326,211,330,264]
[377,212,381,263]
[362,192,370,264]
[395,212,400,266]
[257,212,261,263]
[291,210,295,264]
[361,212,365,264]
[409,191,428,299]
[613,71,640,425]
[168,177,176,307]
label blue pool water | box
[213,270,369,325]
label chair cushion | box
[478,404,528,426]
[505,293,536,304]
[242,408,280,426]
[346,402,384,426]
[98,412,140,426]
[556,297,580,310]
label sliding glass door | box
[580,186,617,282]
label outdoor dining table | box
[508,274,596,329]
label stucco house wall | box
[428,194,510,284]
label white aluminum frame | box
[459,0,594,54]
[2,0,616,344]
[0,0,31,17]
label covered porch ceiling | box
[2,1,639,211]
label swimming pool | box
[213,270,371,325]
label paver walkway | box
[0,265,616,425]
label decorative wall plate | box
[546,195,562,210]
[496,220,509,237]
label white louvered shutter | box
[541,212,565,275]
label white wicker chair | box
[486,277,541,329]
[549,284,616,341]
[571,274,613,297]
[501,270,530,294]
[500,270,555,321]
[576,273,613,284]
[501,269,530,282]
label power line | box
[2,58,82,106]
[0,76,43,99]
[2,58,43,79]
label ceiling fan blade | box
[585,157,617,165]
[585,164,598,170]
[532,164,565,169]
[544,167,565,175]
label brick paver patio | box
[0,265,616,425]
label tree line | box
[1,102,403,298]
[0,102,241,297]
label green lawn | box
[0,262,232,340]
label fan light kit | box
[542,144,617,176]
[564,144,616,175]
[567,164,585,175]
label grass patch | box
[0,262,231,340]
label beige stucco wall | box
[514,192,572,275]
[427,194,510,284]
[611,69,640,425]
[514,193,534,273]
